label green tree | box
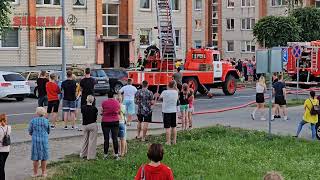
[253,16,301,48]
[291,7,320,42]
[0,0,12,36]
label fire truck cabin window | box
[213,54,219,61]
[192,53,206,59]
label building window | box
[212,19,218,26]
[140,29,151,47]
[316,0,320,8]
[172,0,180,10]
[226,18,234,30]
[103,3,119,37]
[241,18,255,30]
[212,26,218,33]
[271,0,287,6]
[212,41,218,46]
[212,33,218,40]
[194,40,202,48]
[0,28,19,48]
[175,29,180,47]
[195,0,202,10]
[73,29,86,48]
[227,41,234,52]
[140,0,151,10]
[195,20,202,31]
[241,0,254,7]
[73,0,85,7]
[241,41,255,53]
[36,0,60,5]
[227,0,234,7]
[36,28,61,48]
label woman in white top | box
[251,76,267,121]
[0,114,11,180]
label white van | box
[0,71,31,101]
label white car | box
[0,71,30,101]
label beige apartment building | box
[220,0,317,59]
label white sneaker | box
[115,154,120,160]
[251,113,255,120]
[64,126,68,130]
[283,116,288,121]
[104,154,108,159]
[271,115,275,121]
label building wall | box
[192,0,206,47]
[133,0,187,60]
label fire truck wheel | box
[184,77,199,94]
[223,75,236,95]
[316,123,320,140]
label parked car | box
[21,70,61,97]
[0,71,30,101]
[102,68,128,93]
[67,67,110,95]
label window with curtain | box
[140,29,151,46]
[36,28,61,47]
[0,28,19,47]
[140,0,151,9]
[195,0,202,10]
[73,0,85,6]
[73,29,86,47]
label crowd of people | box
[227,57,260,83]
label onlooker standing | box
[35,71,49,107]
[243,60,248,81]
[135,144,174,180]
[173,67,182,91]
[0,114,11,180]
[116,95,127,157]
[295,91,319,140]
[135,80,154,142]
[188,89,195,129]
[101,91,120,160]
[73,74,82,129]
[272,73,280,118]
[272,74,288,121]
[80,68,96,106]
[119,78,137,126]
[157,80,179,145]
[61,71,77,130]
[179,84,189,130]
[46,74,61,129]
[251,76,267,121]
[80,95,98,160]
[28,107,50,178]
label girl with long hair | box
[179,84,189,130]
[251,76,267,121]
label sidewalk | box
[7,106,308,180]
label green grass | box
[48,126,320,180]
[286,98,305,107]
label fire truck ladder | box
[156,0,177,72]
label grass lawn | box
[48,126,320,180]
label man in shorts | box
[35,70,49,107]
[157,80,179,145]
[119,78,137,126]
[46,73,61,129]
[135,80,154,142]
[273,74,288,121]
[61,71,77,130]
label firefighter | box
[144,41,160,59]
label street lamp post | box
[61,0,66,81]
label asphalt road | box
[0,87,308,124]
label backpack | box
[1,126,11,146]
[308,99,320,115]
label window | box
[195,20,202,31]
[103,3,119,37]
[175,29,180,47]
[140,29,151,47]
[36,28,61,48]
[73,29,86,48]
[212,19,218,26]
[213,33,218,40]
[241,0,254,7]
[212,41,218,46]
[194,40,202,48]
[227,41,234,52]
[73,0,85,7]
[0,28,19,48]
[241,41,255,53]
[172,0,180,10]
[227,0,234,7]
[195,0,202,10]
[241,18,255,30]
[36,0,60,5]
[226,18,234,30]
[271,0,287,6]
[140,0,151,10]
[212,26,218,33]
[316,0,320,8]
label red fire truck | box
[287,41,320,83]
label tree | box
[253,16,301,48]
[287,0,304,14]
[0,0,12,36]
[291,7,320,42]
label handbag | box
[308,99,320,115]
[1,126,11,146]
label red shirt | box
[135,164,174,180]
[101,98,120,122]
[46,82,61,101]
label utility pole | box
[61,0,66,81]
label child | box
[116,95,127,157]
[179,84,189,130]
[188,89,195,129]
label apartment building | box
[0,0,96,71]
[219,0,316,60]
